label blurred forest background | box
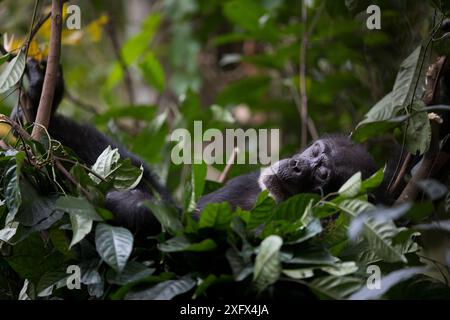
[0,0,443,199]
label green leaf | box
[193,274,234,298]
[144,201,182,235]
[158,236,217,252]
[106,261,155,285]
[404,101,430,154]
[338,172,362,198]
[36,270,68,297]
[56,196,102,221]
[4,151,25,224]
[346,206,409,263]
[0,53,11,65]
[247,191,276,230]
[353,92,409,142]
[186,161,207,212]
[282,268,315,279]
[111,159,143,190]
[139,52,165,92]
[95,223,134,273]
[125,275,195,300]
[223,0,266,32]
[69,212,93,248]
[49,228,72,257]
[0,222,18,242]
[15,180,57,227]
[89,146,120,183]
[391,46,426,109]
[349,267,427,300]
[360,167,385,192]
[253,235,283,292]
[0,49,26,93]
[273,193,320,222]
[320,261,358,276]
[93,105,157,125]
[199,202,232,231]
[308,276,363,300]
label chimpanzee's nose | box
[288,157,311,177]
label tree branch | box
[31,0,63,140]
[299,0,309,149]
[395,114,447,204]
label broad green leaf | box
[145,201,182,235]
[0,53,11,65]
[56,196,102,221]
[158,236,217,252]
[338,172,362,198]
[15,180,56,226]
[36,270,68,297]
[404,101,430,154]
[199,202,232,231]
[391,46,426,109]
[111,159,143,190]
[193,274,234,298]
[0,222,18,242]
[106,261,155,285]
[309,276,363,300]
[69,212,93,248]
[0,49,26,93]
[223,0,266,32]
[247,191,276,229]
[93,105,157,125]
[353,92,408,142]
[89,146,120,183]
[95,223,134,273]
[139,52,165,92]
[352,115,408,142]
[253,235,283,292]
[348,203,412,240]
[360,167,385,192]
[340,199,408,263]
[336,199,375,216]
[349,267,427,300]
[49,228,72,257]
[186,161,207,212]
[4,151,25,224]
[283,268,315,279]
[273,193,320,222]
[320,261,358,276]
[125,275,195,300]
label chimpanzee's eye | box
[317,167,328,180]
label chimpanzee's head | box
[259,135,378,201]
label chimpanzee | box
[197,135,382,214]
[12,59,386,236]
[11,60,173,236]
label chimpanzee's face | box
[259,136,377,201]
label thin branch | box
[31,0,63,140]
[299,0,309,149]
[286,74,319,140]
[388,153,412,196]
[55,160,91,200]
[218,147,238,184]
[54,156,106,182]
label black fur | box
[12,59,173,236]
[197,135,380,213]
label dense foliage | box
[0,0,450,300]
